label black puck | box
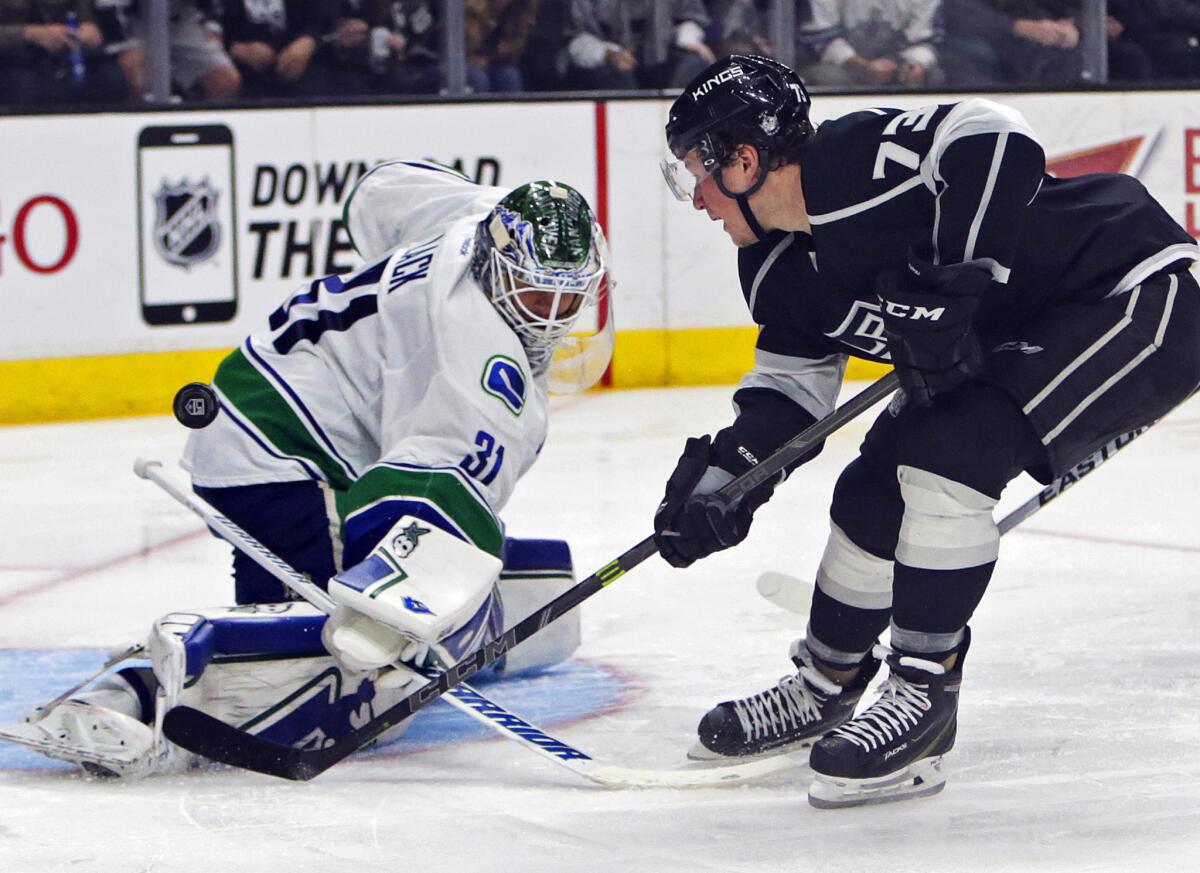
[173,382,219,429]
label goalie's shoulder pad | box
[328,516,502,646]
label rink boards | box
[2,89,1199,421]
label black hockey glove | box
[876,249,991,407]
[653,433,777,569]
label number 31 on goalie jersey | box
[460,429,505,486]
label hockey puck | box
[173,382,219,429]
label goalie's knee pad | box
[896,466,999,571]
[493,538,580,675]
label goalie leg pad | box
[494,538,580,675]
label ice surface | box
[1,384,1198,872]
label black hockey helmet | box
[665,54,814,172]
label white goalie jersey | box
[183,161,550,560]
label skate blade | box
[808,756,947,809]
[686,737,814,764]
[0,723,141,775]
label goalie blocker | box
[0,536,579,778]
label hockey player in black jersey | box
[654,55,1200,808]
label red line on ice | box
[0,528,207,609]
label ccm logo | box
[883,301,945,321]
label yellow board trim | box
[0,328,889,424]
[0,348,231,425]
[610,326,890,388]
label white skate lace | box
[732,667,832,741]
[831,665,933,753]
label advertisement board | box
[1,91,1198,421]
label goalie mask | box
[473,181,613,392]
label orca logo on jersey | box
[482,355,527,416]
[690,64,744,101]
[882,301,945,321]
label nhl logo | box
[152,177,222,268]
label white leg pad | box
[493,538,580,674]
[494,570,580,674]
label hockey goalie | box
[1,161,614,778]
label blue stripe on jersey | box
[342,498,469,567]
[214,384,324,480]
[243,340,360,480]
[271,295,379,355]
[268,259,388,337]
[396,160,473,182]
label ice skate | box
[689,638,880,760]
[808,630,970,809]
[0,699,162,779]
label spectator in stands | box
[563,0,711,90]
[799,0,944,88]
[0,0,128,105]
[379,0,440,94]
[519,0,567,90]
[1036,0,1151,82]
[312,0,388,96]
[705,0,773,59]
[219,0,329,98]
[465,0,536,92]
[94,0,240,101]
[940,0,1079,87]
[1113,0,1200,82]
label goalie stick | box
[757,422,1153,614]
[135,459,793,788]
[153,373,900,781]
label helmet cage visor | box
[487,242,606,353]
[659,154,715,202]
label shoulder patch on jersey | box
[481,355,527,416]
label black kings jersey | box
[729,98,1199,456]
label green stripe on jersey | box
[214,347,353,490]
[337,466,504,556]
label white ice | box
[1,383,1198,873]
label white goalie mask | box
[473,181,614,392]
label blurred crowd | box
[3,0,1200,108]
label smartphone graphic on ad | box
[137,124,238,325]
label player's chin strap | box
[135,459,794,789]
[714,165,769,242]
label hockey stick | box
[155,373,900,781]
[996,425,1148,535]
[757,423,1153,614]
[135,459,792,788]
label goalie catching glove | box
[653,431,780,569]
[876,248,991,407]
[323,516,504,672]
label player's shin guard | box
[690,638,881,760]
[808,628,970,809]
